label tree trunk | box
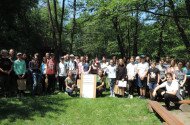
[47,0,57,51]
[185,0,190,18]
[59,0,65,53]
[70,0,77,54]
[112,16,125,58]
[158,0,166,58]
[133,5,139,56]
[168,0,190,54]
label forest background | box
[0,0,190,60]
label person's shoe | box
[170,101,175,107]
[112,94,115,97]
[140,96,146,99]
[109,95,112,97]
[130,95,133,99]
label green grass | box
[0,93,161,125]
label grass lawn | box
[0,93,161,125]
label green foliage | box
[0,0,189,58]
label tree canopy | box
[0,0,189,59]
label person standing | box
[126,56,137,99]
[156,58,167,84]
[14,53,26,97]
[137,55,149,99]
[68,54,78,82]
[147,61,160,100]
[115,59,127,97]
[29,53,41,95]
[100,56,109,75]
[0,49,12,97]
[106,60,117,97]
[9,49,17,96]
[173,61,187,98]
[58,56,67,92]
[78,56,85,79]
[83,56,90,74]
[41,57,47,94]
[46,53,57,94]
[184,62,190,96]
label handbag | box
[17,79,26,90]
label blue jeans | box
[108,78,116,95]
[32,72,42,95]
[148,82,157,90]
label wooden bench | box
[178,100,190,104]
[148,100,184,125]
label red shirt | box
[46,59,56,75]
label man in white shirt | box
[68,54,78,82]
[137,55,149,99]
[153,73,182,110]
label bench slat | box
[148,100,184,125]
[178,100,190,104]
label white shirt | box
[58,62,67,76]
[137,62,149,77]
[161,80,182,100]
[126,63,137,80]
[106,65,116,78]
[101,62,109,72]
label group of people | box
[0,49,190,110]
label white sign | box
[80,74,96,98]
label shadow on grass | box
[0,95,72,122]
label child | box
[147,61,160,100]
[106,60,117,97]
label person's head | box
[45,53,50,59]
[75,56,79,61]
[70,54,75,61]
[151,61,156,68]
[177,61,183,69]
[1,49,8,58]
[85,55,89,62]
[165,56,170,62]
[170,59,176,67]
[140,55,146,63]
[146,56,150,61]
[50,53,55,59]
[166,73,173,83]
[98,69,104,77]
[22,53,27,60]
[159,58,165,65]
[9,49,15,58]
[135,56,140,63]
[118,59,124,66]
[109,59,114,66]
[102,56,106,62]
[16,52,22,60]
[130,56,135,63]
[34,53,39,59]
[60,56,64,62]
[67,70,72,77]
[80,56,84,62]
[43,57,47,63]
